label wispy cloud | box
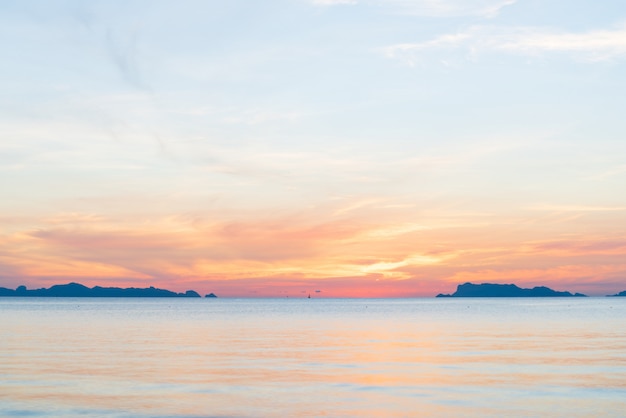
[384,23,626,64]
[527,238,626,256]
[105,27,148,89]
[312,0,357,5]
[586,164,626,180]
[495,24,626,61]
[527,204,626,212]
[378,0,516,18]
[312,0,516,17]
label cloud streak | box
[312,0,357,5]
[1,201,624,296]
[313,0,516,17]
[379,0,517,18]
[384,23,626,63]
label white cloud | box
[495,25,626,61]
[383,23,626,64]
[378,0,516,18]
[312,0,357,5]
[383,31,473,65]
[527,204,626,212]
[587,165,626,181]
[311,0,515,16]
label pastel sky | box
[1,0,626,297]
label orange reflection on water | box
[2,298,626,417]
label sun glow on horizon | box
[1,0,625,297]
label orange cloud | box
[1,204,626,297]
[526,238,626,256]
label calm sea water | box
[1,297,625,417]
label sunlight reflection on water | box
[1,298,625,417]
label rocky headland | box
[0,282,202,298]
[608,290,626,297]
[437,282,587,297]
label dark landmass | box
[0,283,201,298]
[205,293,218,298]
[608,290,626,297]
[437,282,587,297]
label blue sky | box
[1,0,625,296]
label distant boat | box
[308,293,310,299]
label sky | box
[1,0,626,297]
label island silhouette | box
[437,282,587,297]
[609,290,626,297]
[0,282,205,298]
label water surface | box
[1,298,625,417]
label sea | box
[1,297,625,417]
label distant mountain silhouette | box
[0,283,201,298]
[608,290,626,297]
[437,282,587,297]
[205,293,218,298]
